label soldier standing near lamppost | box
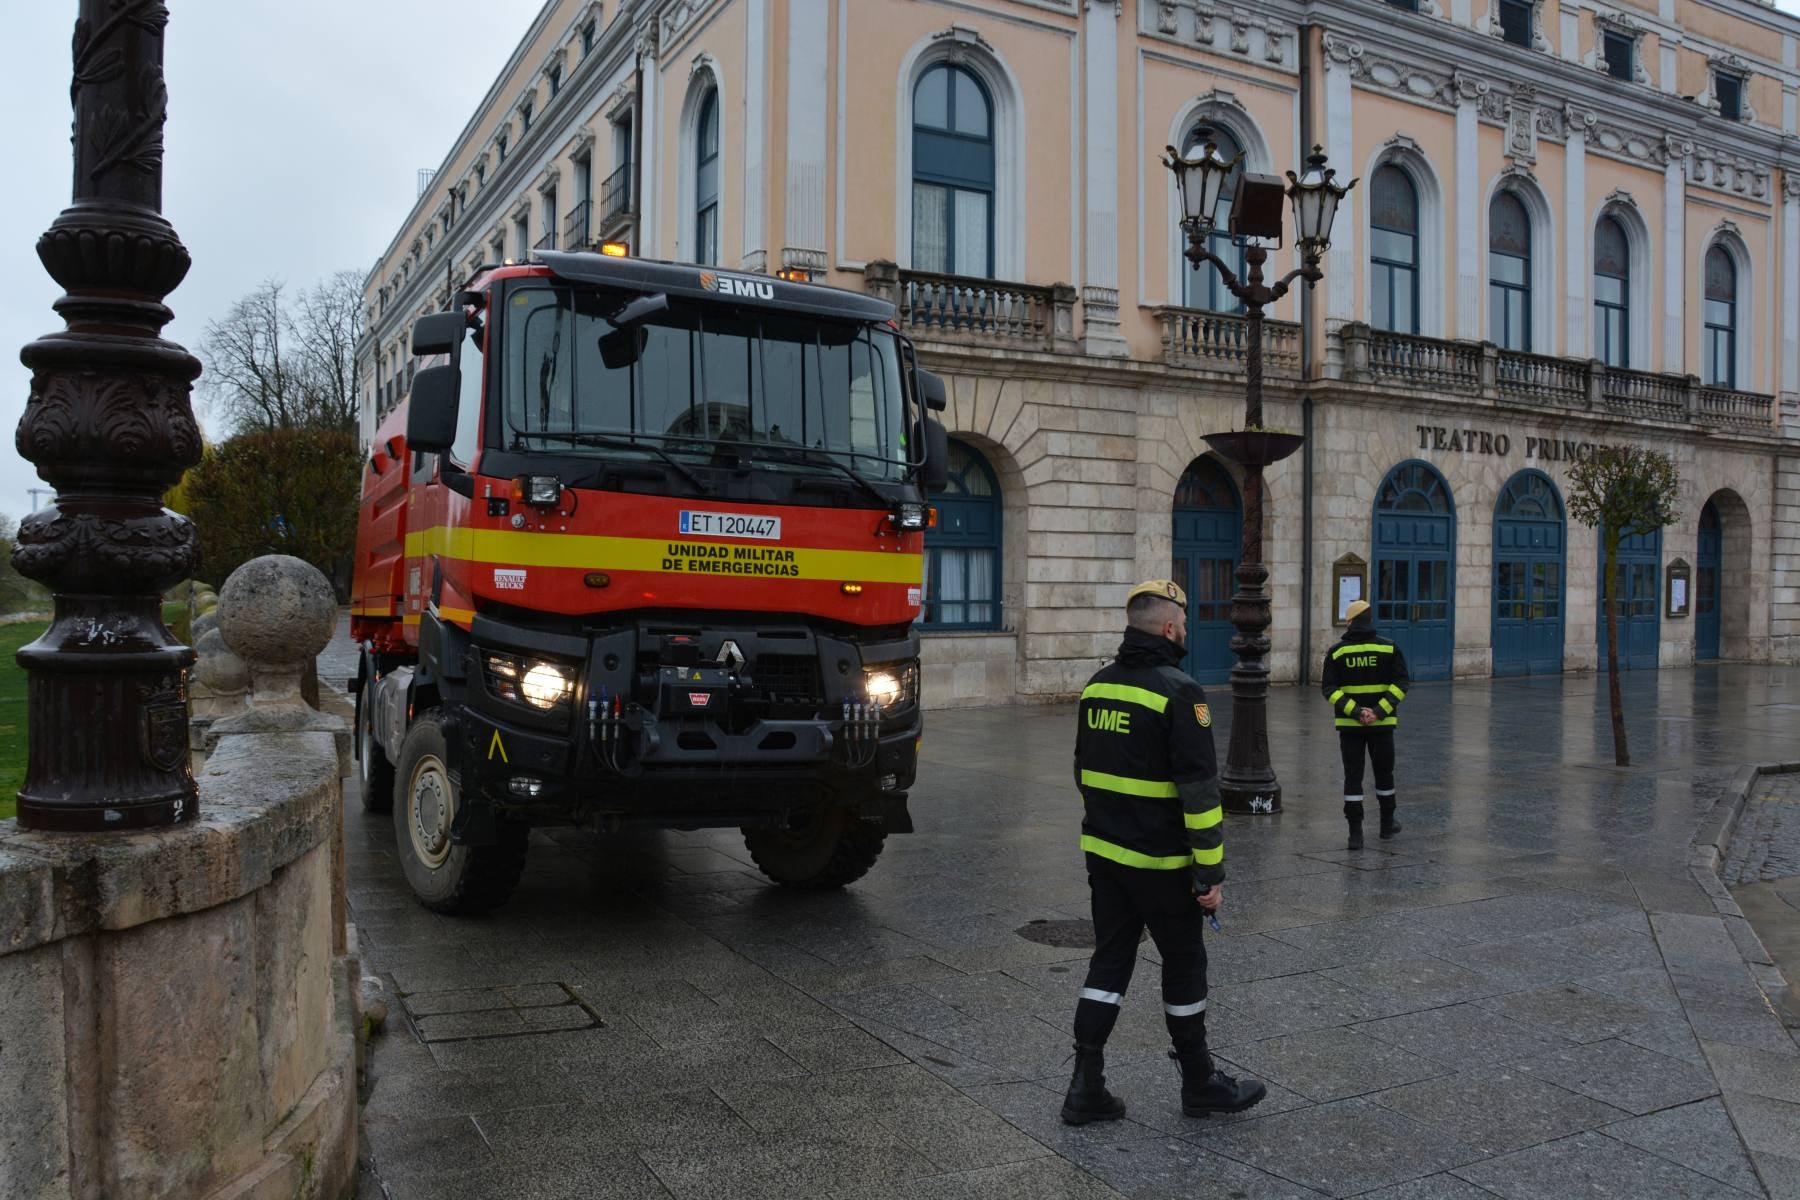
[1320,598,1410,849]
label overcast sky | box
[0,1,536,525]
[4,2,1800,528]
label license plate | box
[678,510,781,540]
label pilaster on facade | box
[1455,70,1485,342]
[784,0,829,279]
[1322,32,1359,359]
[1083,0,1128,357]
[1784,175,1800,398]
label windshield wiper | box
[752,444,889,509]
[513,430,711,494]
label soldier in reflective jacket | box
[1060,579,1266,1126]
[1320,599,1411,849]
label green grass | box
[0,621,48,823]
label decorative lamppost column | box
[1164,144,1353,814]
[12,1,204,830]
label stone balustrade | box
[864,260,1076,352]
[1337,322,1776,433]
[1153,306,1301,377]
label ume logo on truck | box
[698,270,776,300]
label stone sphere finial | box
[193,627,250,697]
[217,555,337,670]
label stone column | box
[1455,72,1488,341]
[1080,0,1128,355]
[782,0,829,276]
[1782,175,1799,402]
[1564,108,1591,357]
[12,0,205,831]
[1661,135,1690,374]
[740,0,768,271]
[1323,35,1359,331]
[636,22,661,257]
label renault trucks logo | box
[698,270,775,300]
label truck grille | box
[753,654,819,701]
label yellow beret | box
[1127,579,1188,608]
[1345,599,1371,621]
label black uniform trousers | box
[1075,854,1208,1047]
[1338,727,1396,798]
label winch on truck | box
[351,249,950,913]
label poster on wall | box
[1666,558,1691,618]
[1332,554,1367,625]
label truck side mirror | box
[916,368,948,412]
[411,311,467,357]
[921,416,950,494]
[406,364,460,453]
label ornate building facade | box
[359,0,1800,705]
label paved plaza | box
[345,655,1800,1199]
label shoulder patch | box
[1193,703,1211,727]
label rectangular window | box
[497,133,508,162]
[1603,32,1633,81]
[514,215,530,261]
[1499,0,1532,47]
[582,20,596,54]
[522,101,534,132]
[1386,0,1419,9]
[1715,73,1743,121]
[549,66,562,97]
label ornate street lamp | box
[11,2,203,830]
[1162,141,1354,814]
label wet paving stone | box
[346,662,1800,1198]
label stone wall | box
[0,729,357,1200]
[918,337,1791,705]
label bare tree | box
[292,269,365,434]
[198,270,364,435]
[199,280,301,433]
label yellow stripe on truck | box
[403,527,923,584]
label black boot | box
[1344,801,1364,850]
[1061,1043,1127,1125]
[1169,1039,1267,1117]
[1379,796,1402,840]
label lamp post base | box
[1220,778,1282,816]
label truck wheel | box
[743,806,886,889]
[357,684,395,814]
[392,710,529,914]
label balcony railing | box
[863,261,1075,352]
[1153,307,1300,378]
[1339,323,1775,433]
[533,230,557,252]
[563,201,592,250]
[599,161,633,229]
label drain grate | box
[398,981,603,1043]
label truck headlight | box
[521,662,573,708]
[863,660,919,707]
[865,671,901,706]
[484,653,574,710]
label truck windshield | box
[503,283,908,481]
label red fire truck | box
[351,249,948,913]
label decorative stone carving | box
[1230,11,1250,54]
[1264,23,1286,63]
[1323,33,1362,74]
[1158,2,1178,34]
[1783,174,1800,203]
[605,82,634,120]
[215,556,337,717]
[536,164,562,195]
[635,19,660,60]
[931,25,996,55]
[1193,4,1216,45]
[1506,83,1540,162]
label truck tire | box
[743,806,886,889]
[393,710,529,914]
[357,683,395,814]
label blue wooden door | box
[1597,524,1661,670]
[1172,458,1240,684]
[1492,470,1566,676]
[1696,501,1721,661]
[1373,462,1455,680]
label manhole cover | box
[1014,919,1147,948]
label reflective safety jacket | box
[1320,624,1411,729]
[1073,627,1225,887]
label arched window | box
[1704,245,1738,388]
[1181,124,1247,313]
[1489,192,1532,351]
[922,440,1001,629]
[912,64,994,278]
[694,87,720,265]
[1594,216,1630,368]
[1370,165,1419,333]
